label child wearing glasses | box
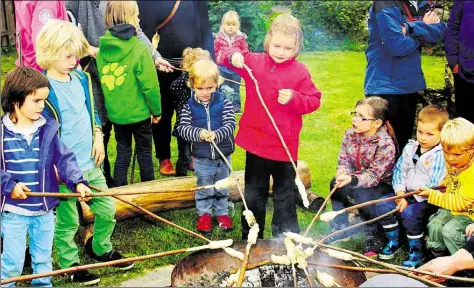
[327,96,397,258]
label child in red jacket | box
[214,11,249,113]
[224,14,322,240]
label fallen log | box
[78,161,322,225]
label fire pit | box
[171,239,367,287]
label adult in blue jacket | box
[365,0,446,150]
[445,0,474,124]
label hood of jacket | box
[99,24,138,63]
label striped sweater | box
[177,91,236,159]
[428,163,474,220]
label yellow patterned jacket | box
[428,163,474,220]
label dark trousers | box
[330,178,393,233]
[454,74,474,124]
[113,118,154,187]
[368,93,418,151]
[241,152,299,240]
[376,195,438,236]
[102,120,114,187]
[175,136,191,176]
[152,70,181,161]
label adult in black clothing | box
[137,0,215,176]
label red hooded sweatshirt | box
[224,52,322,162]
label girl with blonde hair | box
[214,11,249,113]
[224,14,322,239]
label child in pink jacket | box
[224,14,321,240]
[214,11,249,113]
[14,0,69,71]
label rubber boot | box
[379,226,400,260]
[402,236,425,268]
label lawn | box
[1,50,446,286]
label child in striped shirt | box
[419,118,474,258]
[176,59,236,233]
[1,67,90,286]
[376,105,449,267]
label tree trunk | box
[78,161,320,225]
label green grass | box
[2,50,446,286]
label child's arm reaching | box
[1,169,30,200]
[280,68,321,115]
[426,184,474,212]
[336,132,354,176]
[210,100,236,144]
[392,145,410,193]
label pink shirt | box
[14,1,68,71]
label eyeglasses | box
[350,111,375,122]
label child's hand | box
[88,46,99,58]
[206,131,216,143]
[417,187,432,197]
[200,129,210,141]
[396,195,409,213]
[92,131,105,167]
[278,89,293,104]
[152,115,161,124]
[76,183,92,202]
[11,183,30,200]
[231,53,244,68]
[335,174,352,188]
[466,223,474,237]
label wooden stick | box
[303,266,314,287]
[317,209,398,244]
[316,243,444,287]
[230,260,271,274]
[303,182,341,237]
[23,184,217,198]
[338,185,444,216]
[386,263,474,284]
[172,66,245,87]
[292,263,298,287]
[1,247,192,285]
[211,140,248,211]
[237,243,252,287]
[307,261,393,274]
[88,185,211,243]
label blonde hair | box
[417,105,449,131]
[187,59,224,88]
[263,14,303,58]
[181,48,212,71]
[441,118,474,151]
[219,11,240,32]
[105,1,140,28]
[36,19,89,69]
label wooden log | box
[79,161,313,225]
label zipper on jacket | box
[355,141,362,170]
[270,64,276,74]
[42,169,48,211]
[204,104,216,159]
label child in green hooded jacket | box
[96,1,161,187]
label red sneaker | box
[159,159,176,176]
[216,215,234,231]
[197,214,212,232]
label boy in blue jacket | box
[365,0,446,150]
[36,20,133,285]
[1,67,90,287]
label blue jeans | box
[194,156,231,216]
[1,210,55,287]
[219,65,241,110]
[376,195,438,236]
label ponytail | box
[384,120,399,156]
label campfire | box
[170,239,367,287]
